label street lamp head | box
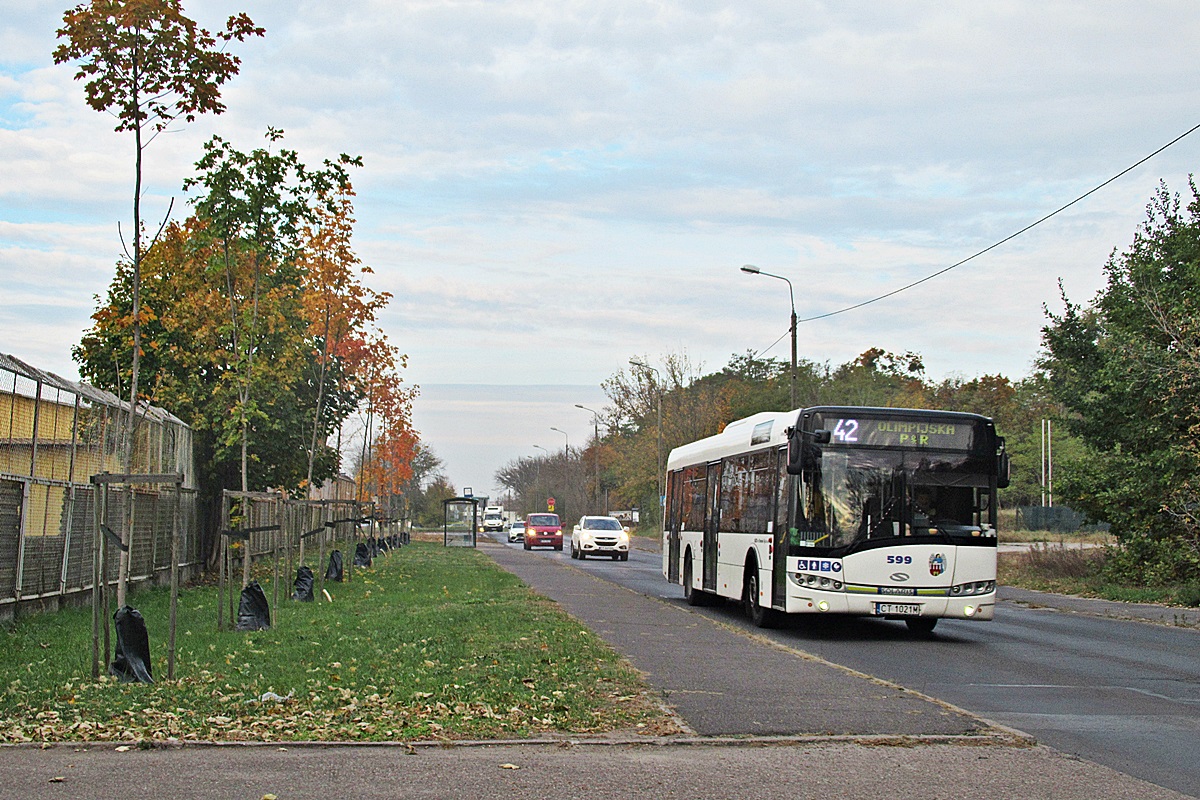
[740,264,761,274]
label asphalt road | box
[493,535,1200,798]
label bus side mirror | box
[996,437,1011,489]
[787,429,830,474]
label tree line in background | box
[497,180,1200,590]
[495,349,1058,526]
[58,2,422,560]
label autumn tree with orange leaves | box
[296,184,392,494]
[342,334,419,511]
[76,167,419,557]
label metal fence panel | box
[0,478,21,599]
[0,354,201,615]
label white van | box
[482,507,505,533]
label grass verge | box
[999,546,1200,607]
[0,542,679,743]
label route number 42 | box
[832,419,859,443]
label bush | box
[1173,584,1200,608]
[1100,534,1200,587]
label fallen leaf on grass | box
[499,763,520,770]
[48,777,65,783]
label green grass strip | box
[0,542,675,742]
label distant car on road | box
[571,515,631,561]
[507,520,525,543]
[523,513,562,551]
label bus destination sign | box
[824,416,974,450]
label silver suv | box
[570,515,630,561]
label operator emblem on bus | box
[929,553,946,577]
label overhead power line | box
[754,121,1200,359]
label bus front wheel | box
[744,564,776,628]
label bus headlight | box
[817,600,830,612]
[964,605,977,617]
[951,580,995,596]
[791,573,845,591]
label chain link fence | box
[0,353,200,621]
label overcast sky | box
[4,1,1200,494]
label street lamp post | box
[575,404,603,514]
[550,426,569,457]
[629,358,663,521]
[741,264,797,410]
[532,444,548,513]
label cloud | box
[4,0,1200,488]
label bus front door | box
[703,461,720,592]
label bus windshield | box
[791,448,995,552]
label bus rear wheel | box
[905,617,938,636]
[683,554,705,606]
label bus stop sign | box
[547,497,556,512]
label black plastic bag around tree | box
[378,537,390,553]
[325,549,344,582]
[111,605,153,683]
[236,580,272,631]
[368,536,380,557]
[292,565,314,602]
[353,541,372,568]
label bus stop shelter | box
[442,497,479,547]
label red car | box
[523,513,563,551]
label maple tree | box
[75,182,410,558]
[185,129,361,492]
[55,0,262,603]
[54,0,263,463]
[343,334,419,507]
[296,183,392,494]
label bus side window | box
[666,470,684,532]
[682,465,706,530]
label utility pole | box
[576,404,603,514]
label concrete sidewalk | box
[485,542,990,739]
[1,738,1193,800]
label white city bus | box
[662,406,1009,634]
